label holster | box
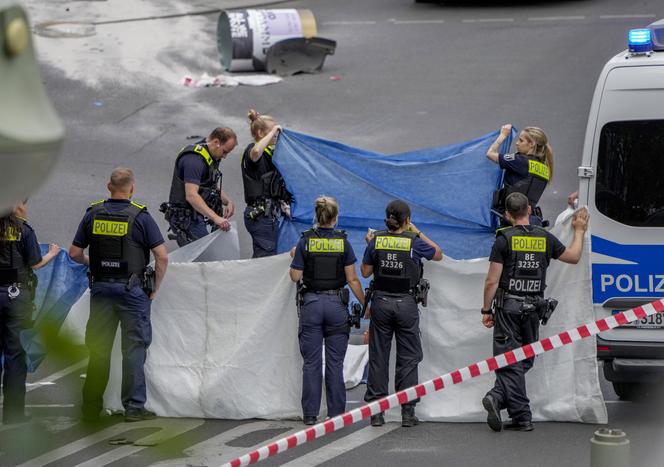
[338,287,350,307]
[142,266,156,296]
[296,281,306,318]
[492,187,507,211]
[362,281,374,318]
[126,273,142,292]
[493,287,505,311]
[414,278,430,307]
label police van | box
[578,20,664,400]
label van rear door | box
[585,64,664,343]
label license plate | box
[612,310,664,329]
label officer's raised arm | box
[557,207,589,265]
[486,124,513,163]
[407,222,442,261]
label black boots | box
[401,405,419,427]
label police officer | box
[165,127,238,246]
[481,193,588,432]
[487,124,554,226]
[0,202,59,424]
[69,168,168,422]
[242,110,291,257]
[289,196,364,425]
[362,200,442,427]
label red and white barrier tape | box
[223,298,664,467]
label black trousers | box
[364,293,422,408]
[487,299,540,422]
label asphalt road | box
[3,0,664,466]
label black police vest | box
[302,229,347,291]
[241,145,285,204]
[168,143,216,207]
[87,201,149,281]
[498,226,549,295]
[506,155,550,206]
[0,221,30,285]
[372,231,421,294]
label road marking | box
[26,382,56,388]
[281,424,400,467]
[16,418,203,467]
[462,18,514,23]
[389,19,445,24]
[600,14,656,20]
[27,360,88,393]
[0,360,88,408]
[605,400,630,404]
[153,420,302,467]
[528,16,586,21]
[26,404,76,408]
[322,21,377,25]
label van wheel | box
[612,382,639,400]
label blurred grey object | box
[0,1,64,214]
[265,37,336,76]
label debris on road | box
[181,73,282,88]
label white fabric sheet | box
[62,211,606,422]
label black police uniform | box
[486,224,565,424]
[291,228,356,419]
[0,218,42,423]
[495,153,550,226]
[362,231,435,410]
[241,143,290,258]
[165,142,220,246]
[74,199,163,420]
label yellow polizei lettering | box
[1,228,18,241]
[528,160,550,181]
[93,220,128,237]
[511,236,546,252]
[375,236,411,252]
[308,238,344,253]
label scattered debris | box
[329,75,342,81]
[265,37,337,76]
[33,21,96,38]
[181,73,282,88]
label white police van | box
[577,20,664,400]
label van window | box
[596,120,664,227]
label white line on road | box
[600,14,656,19]
[462,18,514,23]
[16,418,203,467]
[528,16,586,21]
[153,420,303,467]
[26,382,56,387]
[25,404,76,408]
[389,19,445,24]
[281,424,400,467]
[322,21,377,25]
[27,360,88,393]
[605,400,630,404]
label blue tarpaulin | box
[274,129,513,261]
[21,246,88,371]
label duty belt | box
[504,293,535,302]
[374,290,413,298]
[91,277,131,284]
[309,289,342,295]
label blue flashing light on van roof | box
[628,28,653,54]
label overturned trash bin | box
[265,37,336,76]
[217,9,317,72]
